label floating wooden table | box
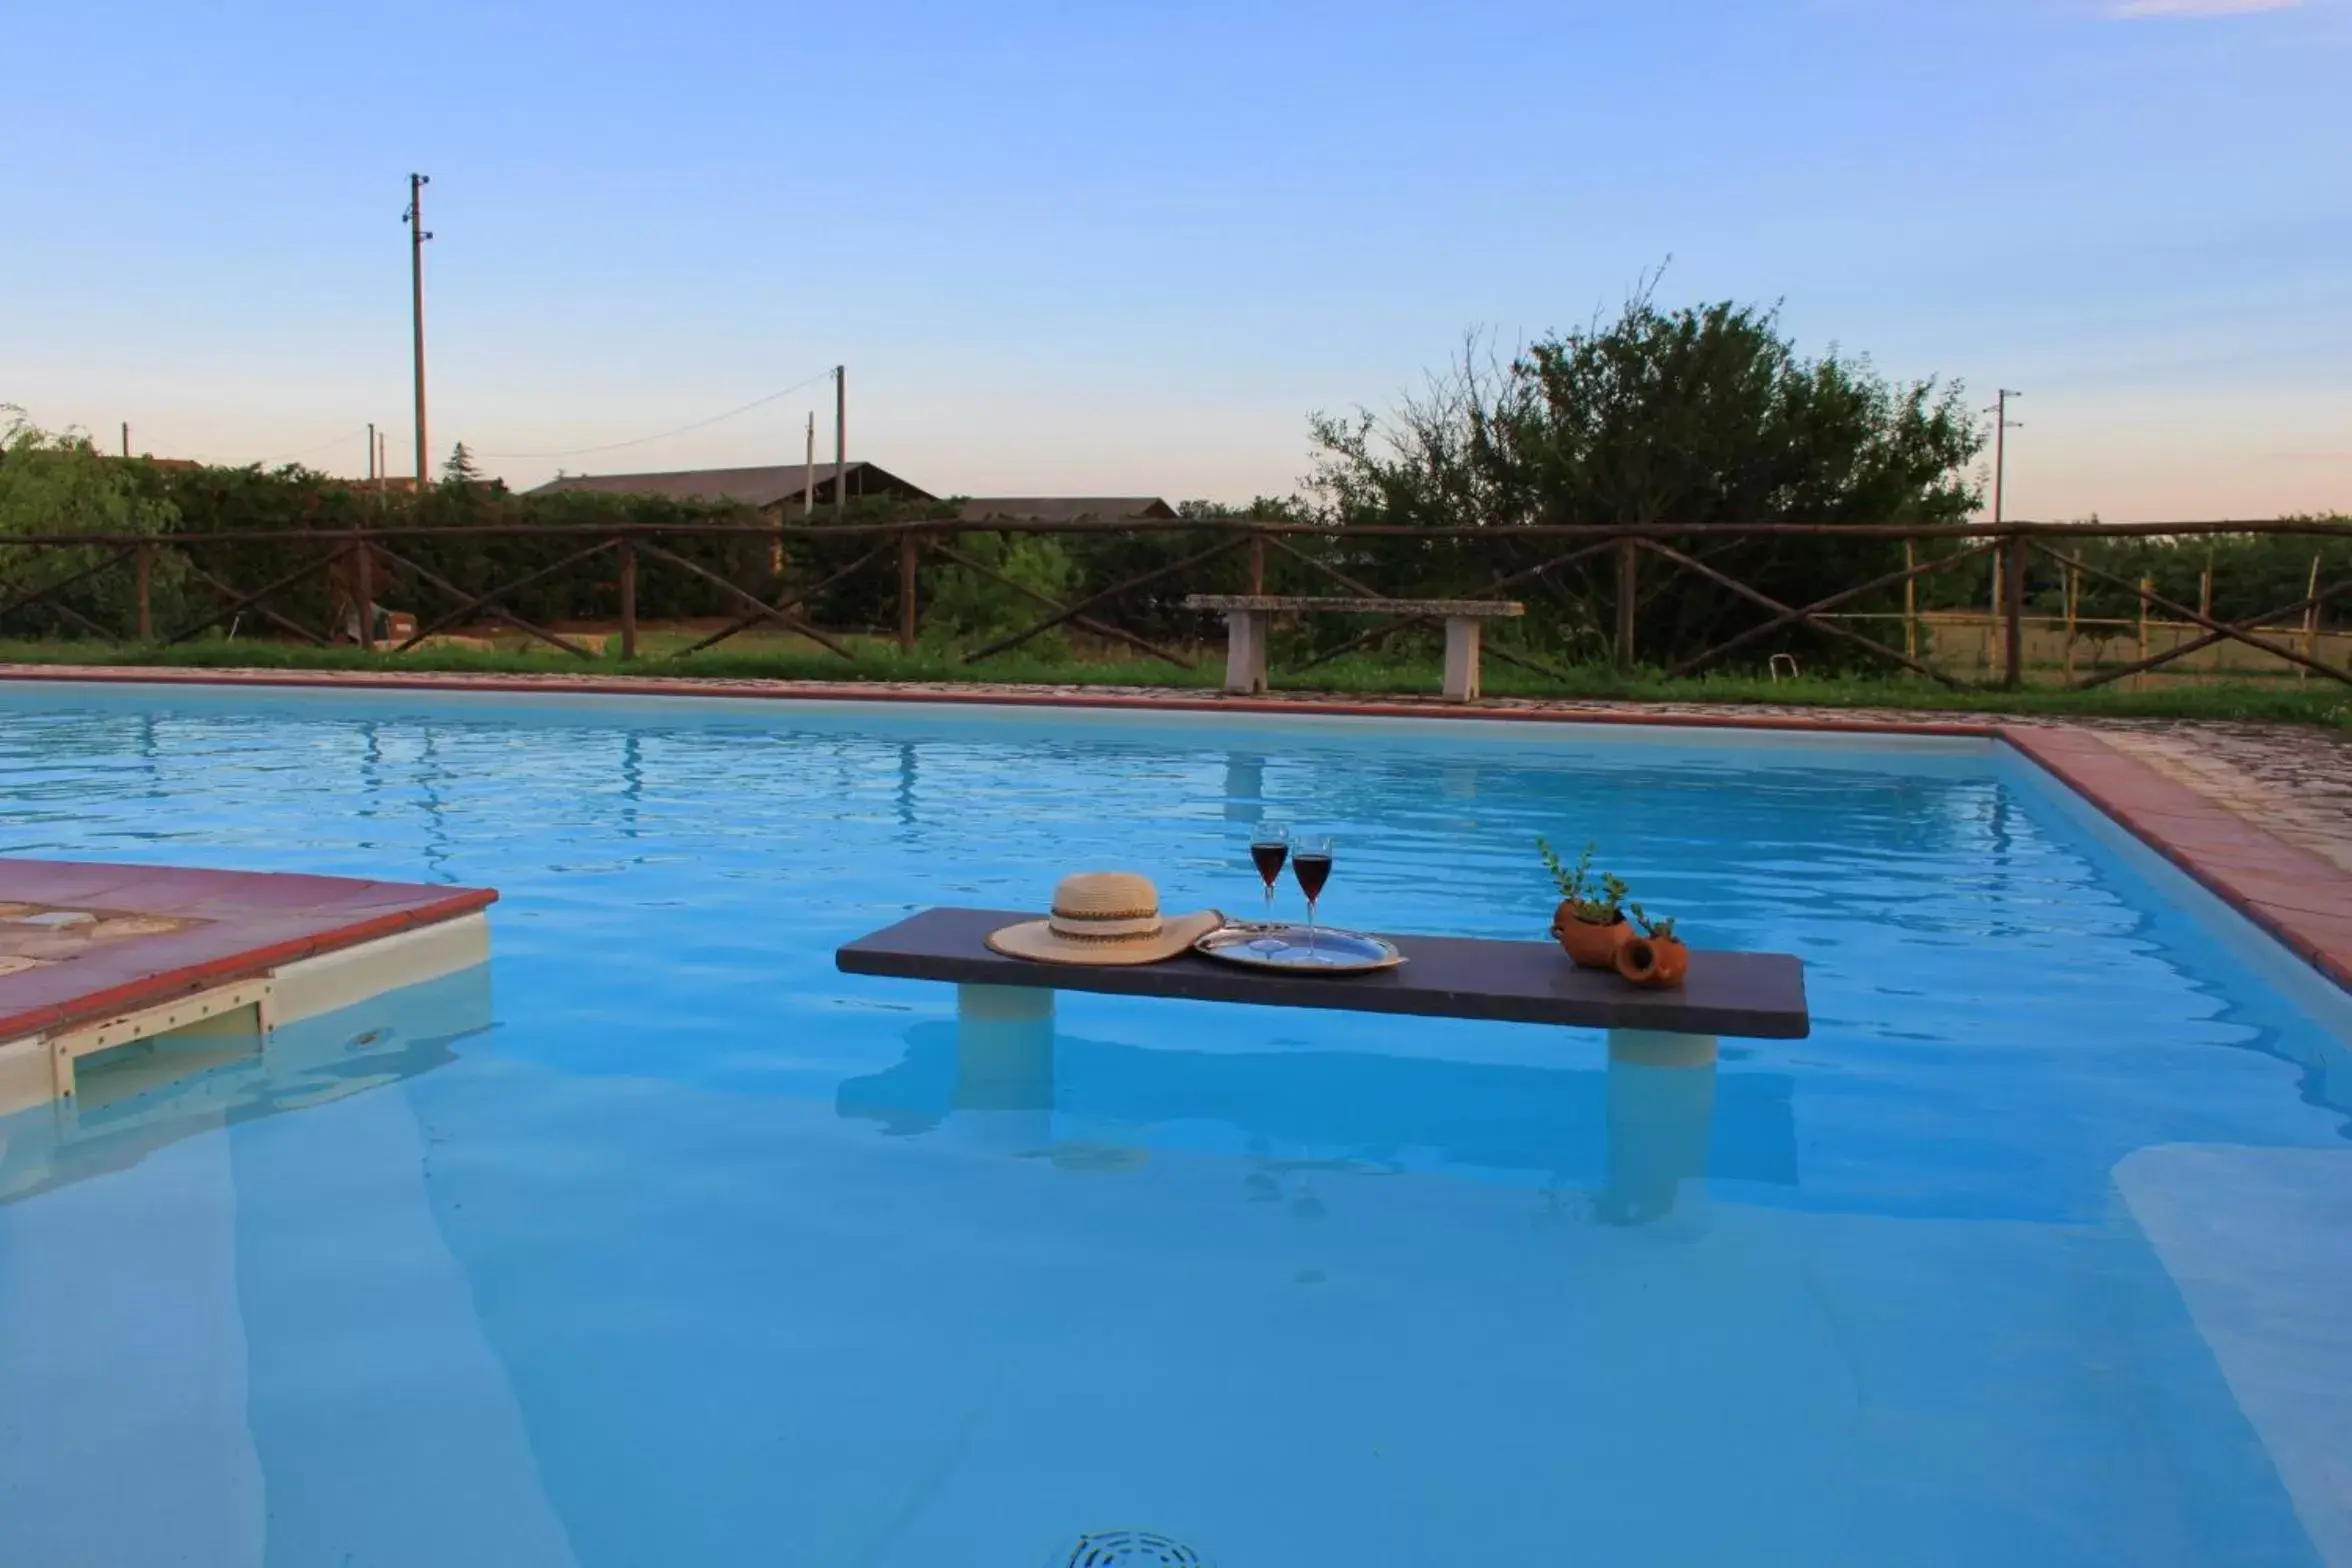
[837,908,1810,1040]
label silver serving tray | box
[1194,922,1405,974]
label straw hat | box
[986,872,1222,967]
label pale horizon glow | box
[2110,0,2305,17]
[4,0,2346,523]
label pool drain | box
[1059,1529,1207,1567]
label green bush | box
[0,409,185,637]
[921,531,1081,656]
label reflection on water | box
[1223,752,1266,826]
[836,988,1770,1225]
[0,963,493,1206]
[5,689,2349,1565]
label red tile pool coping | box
[2000,729,2352,992]
[3,663,2347,994]
[0,860,496,1044]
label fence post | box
[2302,555,2321,682]
[1903,539,1918,662]
[618,536,638,660]
[1248,529,1266,596]
[134,542,153,642]
[1985,544,2002,678]
[1614,536,1638,670]
[2136,575,2152,692]
[2064,565,2079,680]
[2002,529,2026,688]
[354,539,375,652]
[897,531,920,652]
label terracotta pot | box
[1552,904,1628,968]
[1614,933,1690,989]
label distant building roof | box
[956,497,1177,523]
[521,466,1179,523]
[526,462,932,510]
[105,454,204,472]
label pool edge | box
[2000,726,2352,994]
[0,662,2001,737]
[6,663,2346,994]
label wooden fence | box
[2,516,2347,691]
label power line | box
[251,426,373,466]
[477,368,840,462]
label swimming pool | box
[2,683,2347,1567]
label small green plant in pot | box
[1615,903,1689,989]
[1538,838,1629,968]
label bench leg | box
[1443,616,1482,702]
[1601,1029,1716,1227]
[1225,609,1269,694]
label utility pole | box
[804,412,816,520]
[1990,389,2023,526]
[404,173,433,488]
[377,429,389,497]
[1989,389,2026,688]
[833,365,847,523]
[120,422,130,458]
[356,426,378,651]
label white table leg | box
[1225,608,1270,694]
[1601,1029,1717,1227]
[1443,615,1482,702]
[954,985,1055,1153]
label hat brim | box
[985,908,1225,967]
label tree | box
[0,408,181,637]
[0,408,177,537]
[1303,296,1985,667]
[441,441,482,485]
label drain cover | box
[1059,1529,1207,1567]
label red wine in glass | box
[1250,827,1289,915]
[1292,838,1334,953]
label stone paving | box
[2090,724,2352,876]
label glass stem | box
[1307,898,1316,954]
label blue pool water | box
[2,684,2349,1567]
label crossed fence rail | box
[1,517,2346,691]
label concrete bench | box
[1181,595,1525,701]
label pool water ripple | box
[2,688,2348,1568]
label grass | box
[3,636,2347,729]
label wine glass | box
[1249,824,1290,919]
[1292,836,1334,955]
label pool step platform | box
[0,859,495,1115]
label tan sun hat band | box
[1047,910,1164,941]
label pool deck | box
[0,859,495,1111]
[4,661,2347,992]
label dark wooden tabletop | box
[837,908,1809,1039]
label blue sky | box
[5,0,2346,519]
